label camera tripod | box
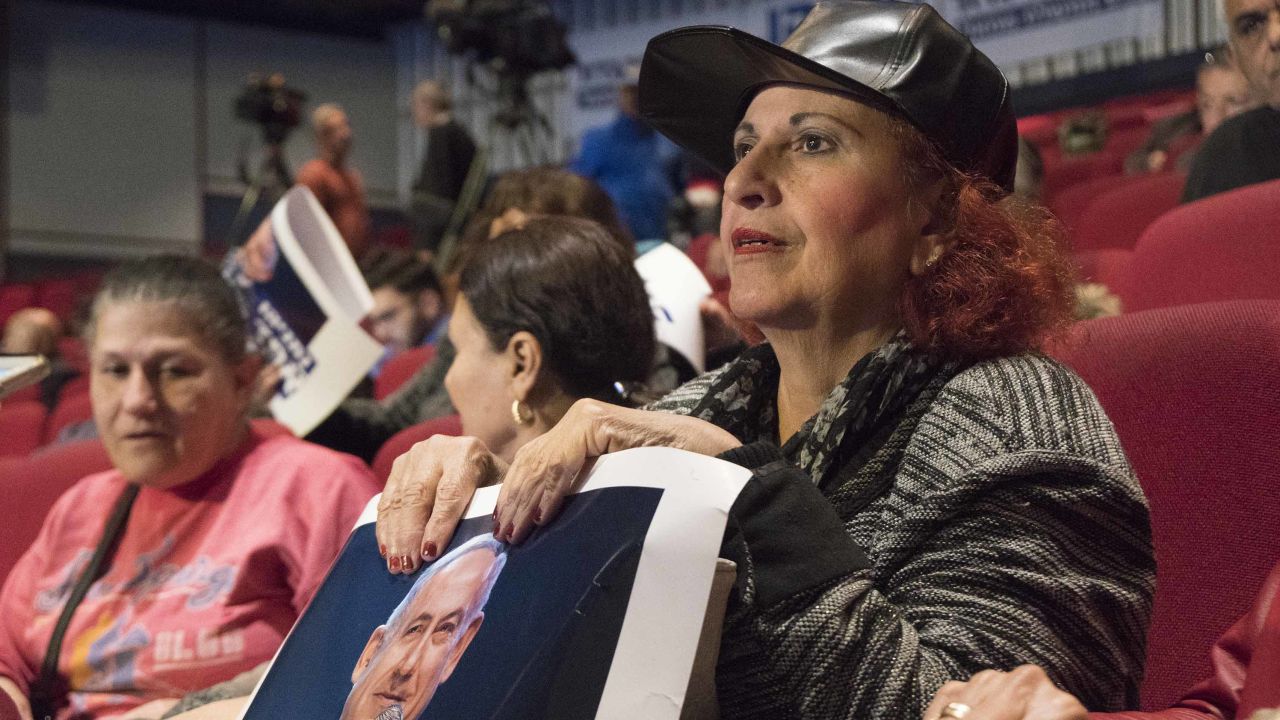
[227,140,293,248]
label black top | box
[1182,106,1280,204]
[413,119,477,202]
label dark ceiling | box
[69,0,426,39]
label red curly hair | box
[890,118,1077,362]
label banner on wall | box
[566,0,1164,132]
[930,0,1164,66]
[239,447,751,720]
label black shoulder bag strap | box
[28,483,139,720]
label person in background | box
[113,217,657,720]
[570,64,680,250]
[360,248,448,377]
[1,307,79,410]
[1126,47,1256,175]
[296,103,371,259]
[0,256,379,720]
[378,2,1154,716]
[923,560,1280,720]
[410,80,479,260]
[1182,0,1280,202]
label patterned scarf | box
[687,334,948,487]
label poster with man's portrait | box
[240,448,749,720]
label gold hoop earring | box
[511,399,533,426]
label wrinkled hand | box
[236,219,278,283]
[377,435,507,575]
[923,666,1088,720]
[494,400,741,545]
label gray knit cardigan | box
[649,352,1155,719]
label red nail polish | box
[389,555,401,571]
[401,555,413,572]
[423,541,438,560]
[492,518,501,536]
[379,544,387,557]
[502,522,514,542]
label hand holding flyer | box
[240,447,750,720]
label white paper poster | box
[223,186,383,436]
[635,243,713,374]
[239,447,751,720]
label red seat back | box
[374,345,437,401]
[1111,179,1280,311]
[1072,172,1186,251]
[372,414,464,483]
[1049,174,1131,237]
[0,284,36,328]
[1050,300,1280,710]
[0,401,47,456]
[0,439,113,583]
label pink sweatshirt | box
[0,430,379,719]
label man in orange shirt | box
[296,103,371,260]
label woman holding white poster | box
[379,1,1155,717]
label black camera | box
[425,0,574,75]
[234,73,307,146]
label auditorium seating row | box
[0,272,100,328]
[1073,177,1280,312]
[1018,87,1197,203]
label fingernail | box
[379,544,387,557]
[389,555,401,572]
[422,541,438,560]
[492,518,501,536]
[401,555,413,572]
[532,506,543,524]
[502,522,514,542]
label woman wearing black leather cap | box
[377,2,1155,717]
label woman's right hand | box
[923,666,1088,720]
[376,435,507,575]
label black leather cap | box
[638,0,1019,193]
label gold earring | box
[511,400,533,426]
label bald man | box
[1182,0,1280,201]
[296,103,371,259]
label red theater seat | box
[374,345,437,401]
[1110,178,1280,311]
[0,439,113,583]
[0,284,36,327]
[1071,172,1185,251]
[372,414,464,483]
[1049,175,1131,236]
[1050,300,1280,710]
[0,401,46,457]
[1073,248,1134,288]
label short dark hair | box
[86,254,248,364]
[360,247,442,297]
[459,216,655,401]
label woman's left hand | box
[494,400,741,544]
[923,666,1088,720]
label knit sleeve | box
[716,451,1154,719]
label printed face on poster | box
[240,448,750,720]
